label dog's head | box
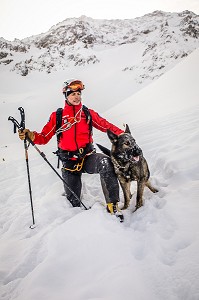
[107,124,142,162]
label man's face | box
[67,91,82,105]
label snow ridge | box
[0,10,198,86]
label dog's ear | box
[107,130,118,143]
[125,124,131,134]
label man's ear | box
[107,130,118,143]
[125,124,131,134]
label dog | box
[96,124,158,210]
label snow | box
[0,45,199,299]
[1,11,199,113]
[104,47,199,125]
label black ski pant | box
[61,153,120,207]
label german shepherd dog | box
[97,125,158,210]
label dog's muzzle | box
[128,145,142,162]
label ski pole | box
[23,137,35,229]
[18,107,35,229]
[8,109,88,210]
[8,108,35,229]
[26,138,88,210]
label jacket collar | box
[63,101,82,113]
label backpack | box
[56,105,93,144]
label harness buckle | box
[79,148,84,154]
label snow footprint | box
[3,235,47,286]
[157,234,193,266]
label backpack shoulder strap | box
[56,108,63,143]
[82,105,92,133]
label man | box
[19,79,124,220]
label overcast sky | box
[0,0,199,41]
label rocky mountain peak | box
[0,11,198,79]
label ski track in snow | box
[0,104,199,300]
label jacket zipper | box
[73,106,78,150]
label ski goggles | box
[63,80,85,93]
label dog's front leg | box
[135,180,145,210]
[118,178,131,209]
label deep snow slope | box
[0,103,199,300]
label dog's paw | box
[134,203,143,211]
[121,204,129,210]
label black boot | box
[70,200,81,207]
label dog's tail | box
[96,143,111,157]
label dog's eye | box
[124,141,130,146]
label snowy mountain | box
[0,10,199,84]
[104,47,199,125]
[0,10,198,113]
[0,43,199,300]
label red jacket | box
[34,102,123,151]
